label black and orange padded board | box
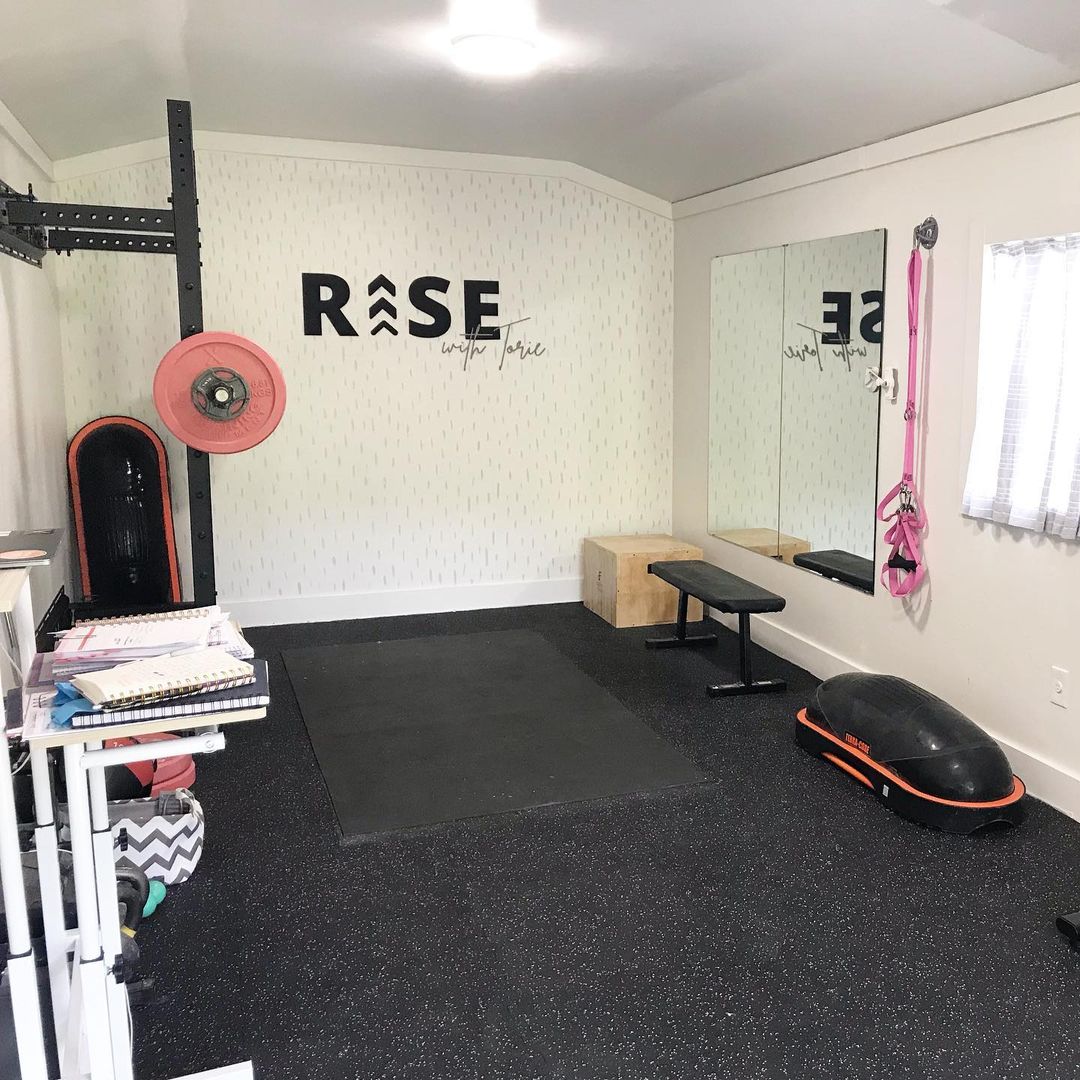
[68,416,181,608]
[796,673,1024,835]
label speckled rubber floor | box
[130,603,1080,1080]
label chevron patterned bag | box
[111,789,205,885]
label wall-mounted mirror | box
[708,229,886,593]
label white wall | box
[53,139,675,624]
[0,107,68,613]
[673,92,1080,815]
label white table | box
[21,705,265,1080]
[1,557,267,1079]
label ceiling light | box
[451,33,538,77]
[448,0,540,78]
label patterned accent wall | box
[55,152,674,613]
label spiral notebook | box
[64,660,269,728]
[71,646,255,710]
[75,605,223,627]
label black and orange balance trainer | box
[797,673,1024,834]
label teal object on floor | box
[142,880,167,918]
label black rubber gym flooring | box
[132,603,1080,1080]
[284,630,704,837]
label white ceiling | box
[3,0,1080,201]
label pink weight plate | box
[153,332,286,454]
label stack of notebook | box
[52,647,270,729]
[41,607,268,731]
[52,604,254,679]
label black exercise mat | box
[283,629,705,838]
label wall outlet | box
[1051,666,1070,710]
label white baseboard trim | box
[225,576,584,627]
[708,610,863,682]
[709,609,1080,822]
[986,739,1080,823]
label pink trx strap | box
[876,221,935,597]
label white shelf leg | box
[62,951,84,1078]
[86,740,133,1080]
[30,741,72,1060]
[0,725,49,1080]
[62,741,116,1080]
[7,953,50,1079]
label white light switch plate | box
[1051,666,1070,709]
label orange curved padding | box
[822,752,874,790]
[797,708,1025,809]
[68,416,181,604]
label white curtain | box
[962,234,1080,539]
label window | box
[962,234,1080,539]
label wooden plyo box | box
[583,535,704,629]
[714,527,811,566]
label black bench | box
[792,549,875,593]
[645,560,787,696]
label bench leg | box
[645,590,719,649]
[706,613,786,696]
